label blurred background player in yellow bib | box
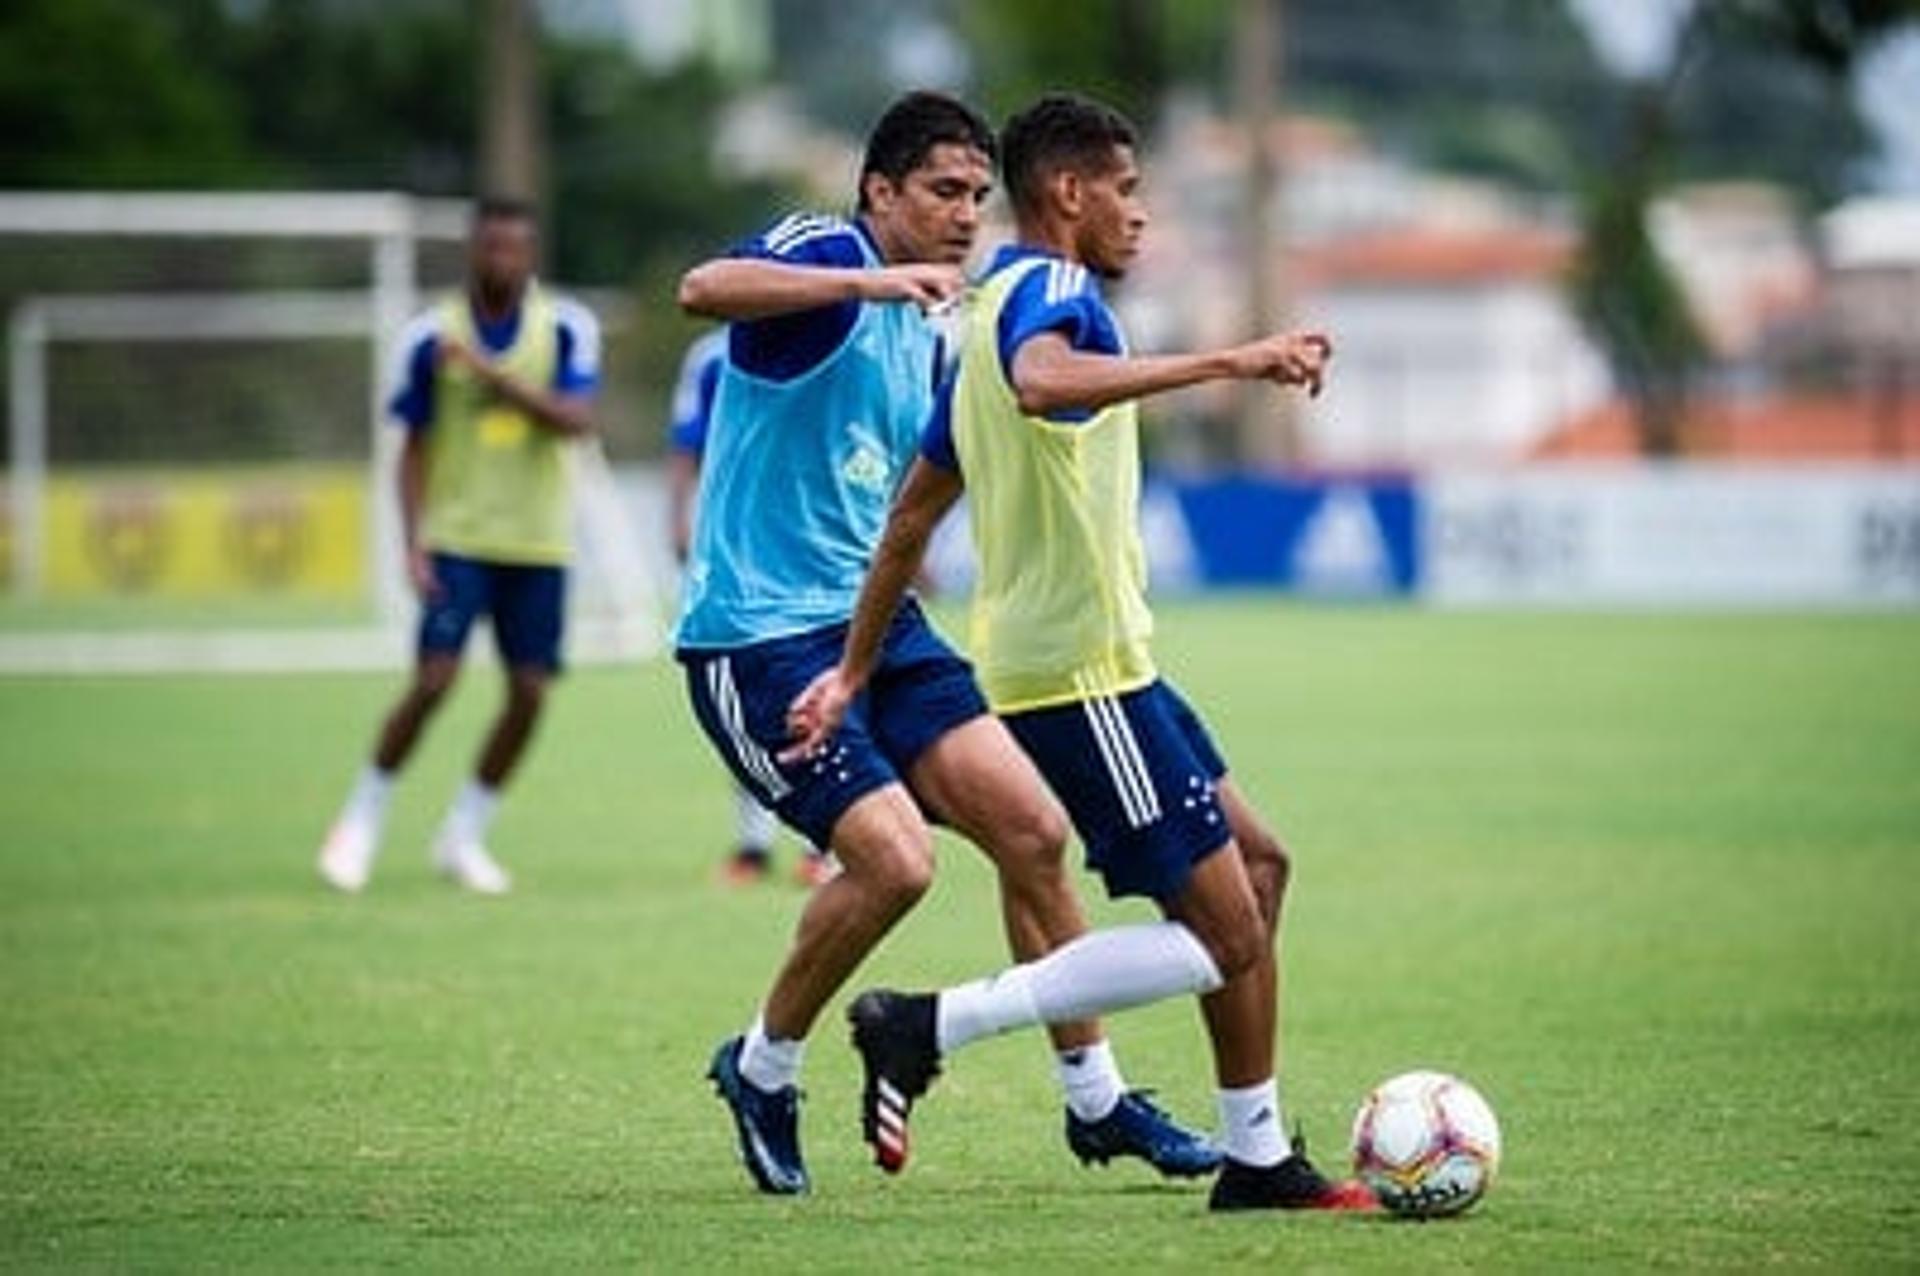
[317,198,600,897]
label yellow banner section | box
[33,467,368,598]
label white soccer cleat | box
[317,818,378,893]
[432,837,512,896]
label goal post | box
[0,191,663,674]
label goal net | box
[0,192,661,674]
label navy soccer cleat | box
[706,1036,809,1195]
[1066,1089,1223,1178]
[846,989,941,1174]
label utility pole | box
[479,0,545,206]
[1233,0,1297,467]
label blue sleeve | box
[552,299,602,396]
[726,214,869,382]
[996,262,1124,425]
[920,372,959,472]
[668,351,721,457]
[387,329,438,433]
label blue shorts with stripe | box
[1004,680,1231,903]
[418,552,566,672]
[677,600,987,849]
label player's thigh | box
[417,552,489,661]
[1004,682,1233,903]
[905,713,1068,871]
[489,562,566,675]
[825,780,935,895]
[680,633,900,852]
[1160,679,1288,906]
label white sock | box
[735,787,776,854]
[936,922,1223,1054]
[1218,1079,1289,1168]
[442,779,500,844]
[1056,1039,1125,1122]
[344,765,395,826]
[739,1013,805,1093]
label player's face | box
[469,216,537,301]
[1076,146,1148,281]
[866,142,993,265]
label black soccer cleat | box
[1208,1140,1378,1212]
[1066,1089,1223,1178]
[706,1036,809,1195]
[846,989,941,1174]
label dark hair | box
[858,90,996,211]
[1000,93,1138,218]
[473,195,538,228]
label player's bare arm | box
[677,258,965,321]
[1011,328,1332,419]
[783,459,964,760]
[396,432,437,598]
[438,339,596,438]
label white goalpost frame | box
[0,192,662,673]
[1,192,457,617]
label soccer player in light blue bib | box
[675,91,1214,1196]
[664,329,836,889]
[788,94,1374,1212]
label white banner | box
[1426,466,1920,607]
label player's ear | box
[1054,169,1082,219]
[862,171,897,218]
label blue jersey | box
[675,212,942,650]
[922,243,1125,471]
[388,289,600,433]
[667,329,727,457]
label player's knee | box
[873,838,935,908]
[411,665,458,708]
[1200,920,1266,981]
[506,671,548,716]
[1241,830,1290,928]
[989,800,1071,880]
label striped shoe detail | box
[872,1077,911,1173]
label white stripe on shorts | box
[1080,691,1161,829]
[708,657,792,802]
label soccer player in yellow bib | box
[786,94,1374,1211]
[317,198,600,896]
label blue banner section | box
[926,473,1423,599]
[1158,474,1421,595]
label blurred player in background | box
[665,329,837,889]
[785,93,1373,1211]
[676,90,1215,1196]
[317,197,600,897]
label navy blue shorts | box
[678,600,987,849]
[418,552,567,672]
[1005,680,1231,903]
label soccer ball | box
[1349,1070,1501,1218]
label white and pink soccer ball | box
[1350,1070,1502,1218]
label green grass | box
[2,602,1917,1269]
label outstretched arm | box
[783,459,964,759]
[1010,328,1331,419]
[677,259,966,322]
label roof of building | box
[1533,392,1920,460]
[1299,228,1575,287]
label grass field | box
[3,602,1917,1269]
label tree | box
[1571,0,1917,456]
